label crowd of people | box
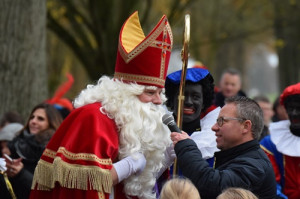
[0,10,299,199]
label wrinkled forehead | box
[257,101,272,109]
[221,73,241,83]
[184,83,203,94]
[284,95,300,108]
[286,101,300,110]
[219,103,238,116]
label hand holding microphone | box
[162,114,181,133]
[162,114,190,145]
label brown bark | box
[0,0,47,118]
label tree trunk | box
[273,0,300,91]
[0,0,47,119]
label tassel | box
[32,158,112,193]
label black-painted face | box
[173,83,203,123]
[286,100,300,135]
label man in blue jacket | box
[171,96,277,199]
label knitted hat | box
[0,123,23,141]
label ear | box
[242,120,252,134]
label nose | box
[30,117,37,124]
[211,122,219,132]
[184,95,192,106]
[152,93,162,105]
[292,109,298,115]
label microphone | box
[162,114,181,133]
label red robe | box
[30,102,129,199]
[260,120,300,199]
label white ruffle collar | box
[190,107,221,159]
[269,120,300,157]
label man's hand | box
[170,131,190,145]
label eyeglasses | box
[216,117,246,127]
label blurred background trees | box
[272,0,300,90]
[1,0,300,117]
[46,0,196,96]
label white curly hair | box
[74,76,171,199]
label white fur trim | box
[270,120,300,157]
[190,107,220,159]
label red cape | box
[30,102,120,199]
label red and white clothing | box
[260,120,300,199]
[30,102,129,199]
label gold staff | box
[173,14,190,176]
[1,171,17,199]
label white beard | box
[118,98,171,199]
[73,77,172,199]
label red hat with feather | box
[46,73,74,112]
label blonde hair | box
[160,178,200,199]
[217,187,258,199]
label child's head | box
[160,178,200,199]
[217,187,258,199]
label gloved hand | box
[157,144,176,178]
[113,152,146,183]
[164,143,176,167]
[0,158,7,172]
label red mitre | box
[114,11,173,88]
[280,82,300,105]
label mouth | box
[215,133,221,141]
[291,118,300,124]
[224,91,233,97]
[183,107,195,115]
[30,126,38,132]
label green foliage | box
[46,0,300,97]
[46,0,196,81]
